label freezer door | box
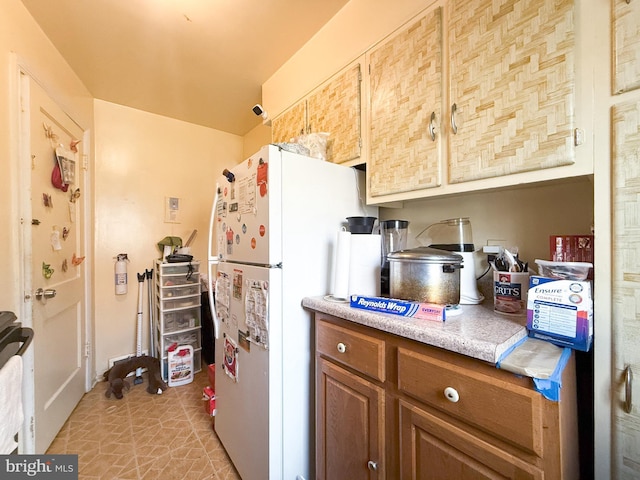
[215,145,281,266]
[213,261,284,480]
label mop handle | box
[145,269,155,358]
[136,273,145,358]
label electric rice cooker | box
[388,247,463,306]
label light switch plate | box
[165,196,181,223]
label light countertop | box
[302,296,529,364]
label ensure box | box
[526,276,593,351]
[350,295,446,322]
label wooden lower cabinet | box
[314,313,579,480]
[317,358,385,479]
[399,400,542,479]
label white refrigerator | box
[207,144,373,480]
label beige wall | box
[0,0,93,317]
[93,100,242,377]
[243,123,272,159]
[382,178,594,300]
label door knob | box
[35,288,57,300]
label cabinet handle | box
[428,111,437,141]
[367,461,378,471]
[625,365,633,413]
[336,342,347,354]
[450,103,458,134]
[444,386,460,403]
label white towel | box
[0,355,24,454]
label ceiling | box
[21,0,350,136]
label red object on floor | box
[203,386,216,416]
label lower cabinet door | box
[399,399,543,480]
[317,358,385,480]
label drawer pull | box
[367,461,378,471]
[625,365,633,413]
[451,103,458,134]
[428,111,437,141]
[444,386,460,403]
[336,342,347,354]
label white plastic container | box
[167,345,194,387]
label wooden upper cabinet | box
[448,0,577,183]
[611,100,640,478]
[613,0,640,94]
[272,63,363,165]
[368,8,443,198]
[307,64,362,165]
[272,101,306,145]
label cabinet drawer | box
[157,283,199,299]
[317,319,385,382]
[397,347,544,456]
[159,262,200,276]
[158,294,200,311]
[158,273,199,286]
[161,306,201,333]
[159,329,201,355]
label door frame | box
[12,54,93,453]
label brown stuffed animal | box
[104,355,168,399]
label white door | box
[22,74,87,453]
[612,99,640,479]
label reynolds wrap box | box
[350,295,446,322]
[526,276,593,351]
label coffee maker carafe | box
[380,220,409,295]
[416,217,483,304]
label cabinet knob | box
[336,342,347,354]
[367,460,378,471]
[444,386,460,403]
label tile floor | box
[47,369,241,480]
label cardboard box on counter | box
[350,295,446,322]
[526,276,593,352]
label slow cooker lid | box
[388,246,463,264]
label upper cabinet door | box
[368,8,443,198]
[448,0,577,184]
[613,0,640,94]
[307,64,362,165]
[272,101,306,144]
[611,99,640,479]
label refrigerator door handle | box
[208,260,219,339]
[208,183,220,262]
[207,182,221,339]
